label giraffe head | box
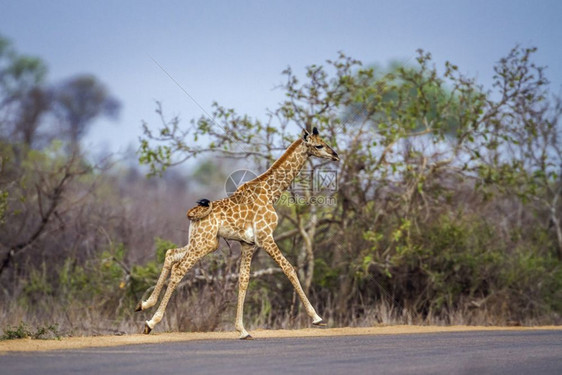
[302,127,339,161]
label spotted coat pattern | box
[136,128,339,339]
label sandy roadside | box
[1,325,561,353]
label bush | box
[1,321,61,340]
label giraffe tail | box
[186,199,213,220]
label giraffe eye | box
[315,145,324,149]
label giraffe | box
[135,127,339,339]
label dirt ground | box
[2,325,561,353]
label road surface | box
[1,330,561,374]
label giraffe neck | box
[259,138,309,203]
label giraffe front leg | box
[235,243,256,340]
[136,246,187,312]
[260,236,325,326]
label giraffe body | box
[136,127,339,338]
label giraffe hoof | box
[143,322,152,334]
[312,319,327,327]
[135,301,143,312]
[240,334,254,340]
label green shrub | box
[1,321,61,340]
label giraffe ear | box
[312,127,319,135]
[302,129,310,141]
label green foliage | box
[14,236,180,322]
[0,144,8,224]
[0,35,47,95]
[0,189,8,224]
[500,244,562,316]
[357,213,562,319]
[1,321,61,340]
[347,53,483,141]
[128,237,178,300]
[3,38,562,333]
[1,322,33,340]
[154,237,177,264]
[313,258,339,289]
[136,45,562,327]
[22,263,54,300]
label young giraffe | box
[135,127,339,339]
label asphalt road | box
[1,330,561,375]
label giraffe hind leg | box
[312,319,327,327]
[143,321,152,334]
[144,238,219,333]
[135,246,187,312]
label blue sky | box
[1,0,561,155]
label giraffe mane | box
[256,138,304,181]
